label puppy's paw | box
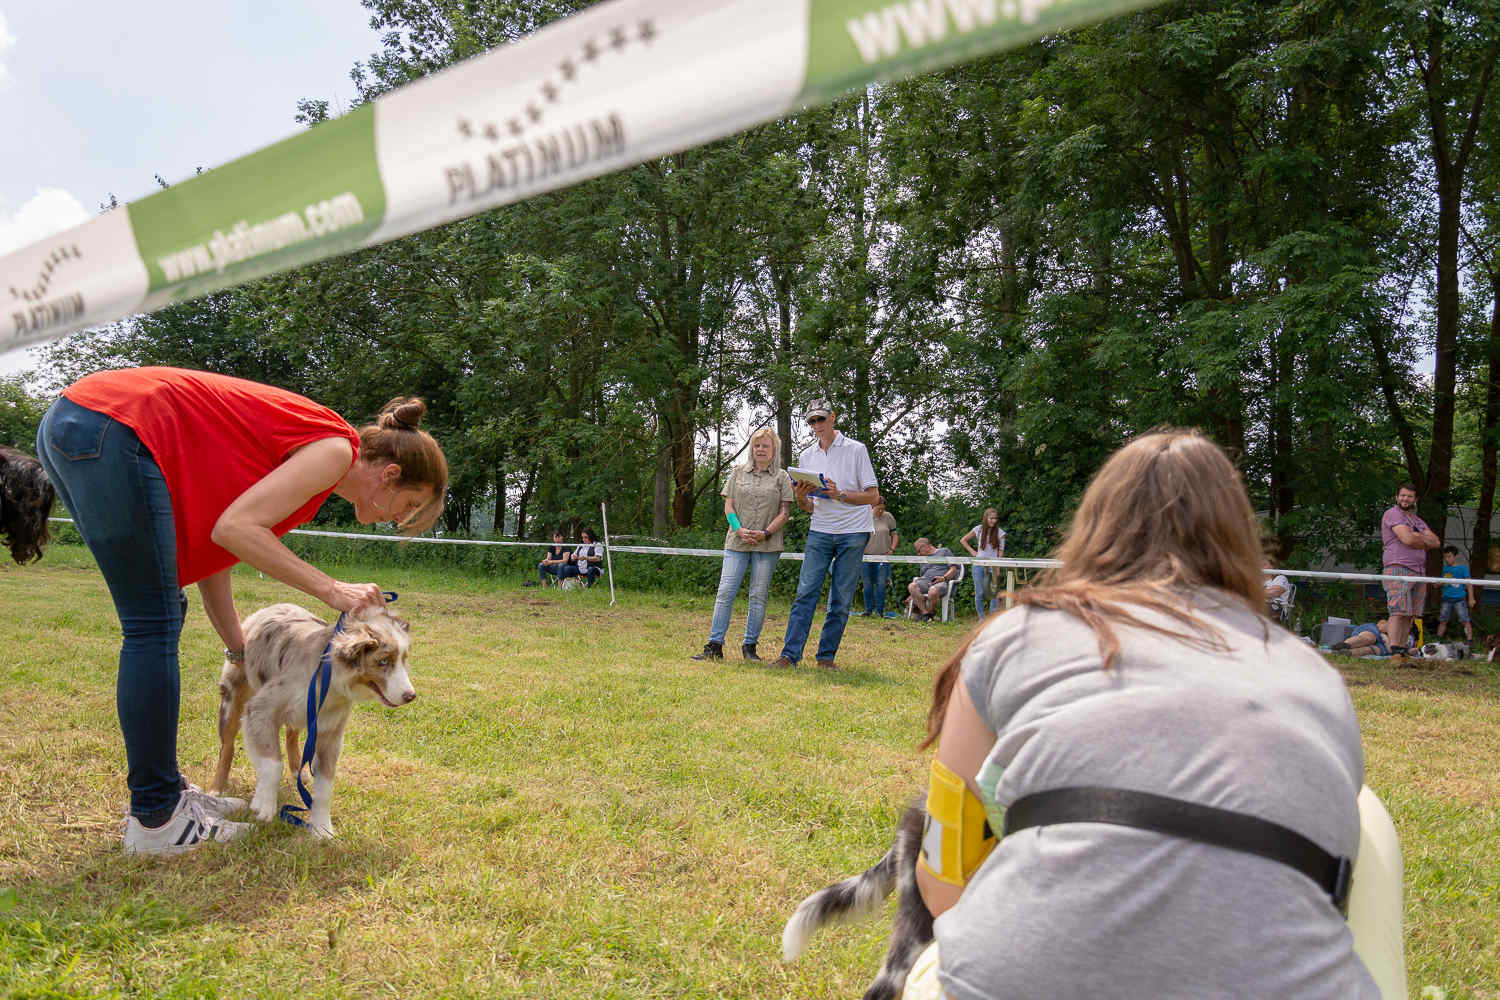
[251,795,279,824]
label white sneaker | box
[122,792,252,856]
[180,782,248,818]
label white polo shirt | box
[800,431,879,534]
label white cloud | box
[0,187,90,256]
[0,12,14,84]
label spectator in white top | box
[772,398,880,670]
[960,507,1005,619]
[1263,554,1292,620]
[559,527,604,587]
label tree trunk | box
[653,416,671,537]
[1269,322,1295,550]
[1475,272,1500,577]
[669,398,697,528]
[1424,164,1462,569]
[516,461,539,539]
[775,268,795,469]
[494,453,506,537]
[1413,18,1498,571]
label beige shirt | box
[722,464,795,552]
[864,511,899,555]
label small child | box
[1437,544,1475,642]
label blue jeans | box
[708,549,780,645]
[36,396,186,824]
[972,565,1002,619]
[559,563,600,585]
[539,561,563,584]
[781,530,870,663]
[861,560,891,614]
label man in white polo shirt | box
[772,398,880,670]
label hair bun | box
[378,397,427,431]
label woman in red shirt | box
[34,367,448,856]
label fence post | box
[601,502,616,606]
[1005,568,1016,610]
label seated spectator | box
[1331,620,1392,656]
[559,527,604,587]
[910,429,1373,997]
[1263,554,1292,620]
[538,529,569,586]
[907,537,959,622]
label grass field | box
[2,547,1497,999]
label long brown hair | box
[0,446,55,564]
[921,428,1266,747]
[979,507,1001,553]
[358,398,448,535]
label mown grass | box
[2,546,1497,999]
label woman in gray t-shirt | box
[918,430,1376,999]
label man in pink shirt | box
[1381,482,1440,652]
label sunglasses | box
[807,415,827,425]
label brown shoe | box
[769,656,796,668]
[815,659,838,670]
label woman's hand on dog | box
[324,580,387,613]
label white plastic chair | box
[939,563,966,622]
[1274,581,1297,628]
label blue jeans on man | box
[36,396,188,825]
[861,560,891,615]
[709,549,780,645]
[780,530,870,663]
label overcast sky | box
[0,1,386,377]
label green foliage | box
[36,0,1500,572]
[0,377,48,452]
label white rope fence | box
[46,516,1500,598]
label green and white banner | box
[2,0,1159,352]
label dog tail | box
[782,804,923,962]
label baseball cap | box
[805,398,833,419]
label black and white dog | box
[1417,641,1471,661]
[782,803,933,1000]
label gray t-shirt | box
[936,593,1376,999]
[920,547,956,581]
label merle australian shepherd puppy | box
[0,445,55,565]
[782,644,974,1000]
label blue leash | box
[280,592,398,829]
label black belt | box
[1004,786,1353,913]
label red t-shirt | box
[64,367,360,586]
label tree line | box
[12,0,1500,574]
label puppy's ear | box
[331,624,379,662]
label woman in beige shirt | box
[692,427,794,662]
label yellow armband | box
[916,757,998,887]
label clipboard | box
[787,466,832,498]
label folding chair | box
[939,563,967,623]
[1275,581,1297,629]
